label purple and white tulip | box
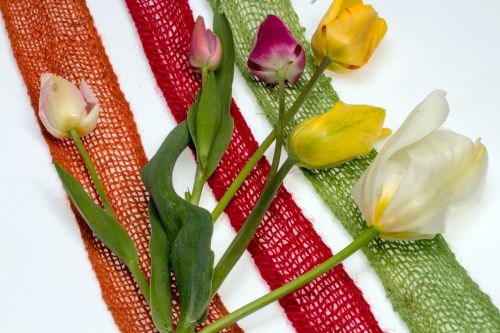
[247,15,305,85]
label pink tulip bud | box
[38,73,100,139]
[247,15,305,85]
[189,16,223,72]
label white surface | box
[0,0,499,332]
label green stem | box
[284,56,331,124]
[175,321,196,333]
[189,164,205,205]
[188,66,211,206]
[211,157,296,294]
[211,133,275,221]
[200,227,379,333]
[129,260,151,305]
[268,70,286,178]
[201,65,209,81]
[69,129,113,214]
[210,57,331,222]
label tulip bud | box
[352,90,488,241]
[189,16,223,72]
[289,101,387,169]
[247,15,305,85]
[38,73,100,139]
[311,0,387,72]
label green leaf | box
[54,163,139,266]
[171,208,214,330]
[149,200,173,333]
[187,90,202,153]
[142,122,215,330]
[196,72,221,168]
[201,9,236,179]
[204,109,233,178]
[141,122,191,244]
[213,8,235,115]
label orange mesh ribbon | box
[0,1,241,332]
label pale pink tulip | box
[189,16,223,72]
[38,73,100,138]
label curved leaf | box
[171,207,214,330]
[141,122,215,329]
[149,200,173,333]
[141,122,190,244]
[55,163,138,266]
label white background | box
[1,0,499,332]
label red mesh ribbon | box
[125,0,382,332]
[0,0,240,332]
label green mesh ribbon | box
[210,0,500,331]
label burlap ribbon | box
[212,1,500,332]
[124,0,381,332]
[0,0,240,332]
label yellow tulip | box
[311,0,387,72]
[289,101,388,169]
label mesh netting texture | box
[124,0,382,332]
[0,0,241,332]
[213,0,500,332]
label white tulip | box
[352,90,488,241]
[38,73,100,139]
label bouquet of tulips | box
[38,1,488,332]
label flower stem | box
[201,227,379,333]
[189,66,210,206]
[175,322,195,333]
[211,157,296,295]
[210,57,331,222]
[69,129,113,214]
[210,134,274,221]
[189,164,205,205]
[268,70,287,178]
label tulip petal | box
[39,110,68,138]
[79,80,99,105]
[319,0,363,28]
[78,102,100,137]
[312,0,386,72]
[446,138,488,208]
[379,90,449,160]
[190,16,212,67]
[40,73,53,87]
[353,90,488,241]
[290,101,386,169]
[39,75,86,131]
[353,90,449,222]
[207,34,223,71]
[377,130,486,236]
[247,15,305,84]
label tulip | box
[352,90,488,241]
[247,15,306,85]
[289,101,388,169]
[189,16,223,72]
[311,0,387,72]
[38,73,100,139]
